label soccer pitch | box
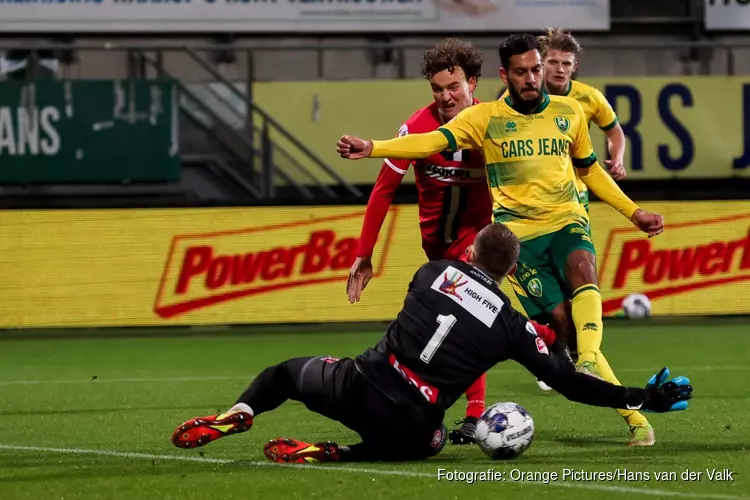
[0,322,747,500]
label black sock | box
[235,362,299,416]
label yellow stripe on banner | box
[0,201,749,328]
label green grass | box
[0,322,748,499]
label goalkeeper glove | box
[641,367,692,413]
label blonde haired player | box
[537,27,627,209]
[337,34,664,447]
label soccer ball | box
[622,293,652,319]
[475,402,534,459]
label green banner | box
[0,80,179,184]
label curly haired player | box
[347,38,493,445]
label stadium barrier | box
[0,201,748,329]
[0,80,179,184]
[247,77,750,184]
[0,0,609,33]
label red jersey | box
[356,101,492,261]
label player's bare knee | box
[565,250,597,290]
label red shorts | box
[423,230,478,262]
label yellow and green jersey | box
[500,81,619,210]
[565,80,618,131]
[436,91,596,242]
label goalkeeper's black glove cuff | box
[621,387,672,412]
[623,388,647,411]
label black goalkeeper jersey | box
[355,260,646,416]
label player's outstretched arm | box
[349,161,407,303]
[577,161,637,218]
[569,99,663,238]
[577,164,664,238]
[337,104,488,160]
[507,319,692,412]
[337,131,449,160]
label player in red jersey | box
[347,39,491,446]
[348,39,491,277]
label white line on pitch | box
[0,444,745,500]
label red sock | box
[464,373,487,420]
[529,320,556,346]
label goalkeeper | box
[171,224,690,464]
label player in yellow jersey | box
[518,30,657,442]
[537,27,626,214]
[523,29,628,392]
[336,34,665,446]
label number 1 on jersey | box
[420,314,457,363]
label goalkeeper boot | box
[264,438,342,463]
[628,423,656,447]
[448,417,477,445]
[171,410,253,449]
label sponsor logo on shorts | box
[527,277,543,298]
[554,116,570,134]
[320,356,339,364]
[431,427,444,449]
[516,266,538,283]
